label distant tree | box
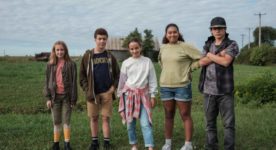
[253,26,276,46]
[122,28,158,61]
[122,28,142,48]
[142,29,154,55]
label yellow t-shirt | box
[159,41,201,87]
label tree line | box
[237,26,276,66]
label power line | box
[254,12,266,47]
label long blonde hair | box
[49,41,71,64]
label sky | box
[0,0,276,56]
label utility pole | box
[246,28,252,49]
[241,34,245,48]
[254,12,266,47]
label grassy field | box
[0,57,276,150]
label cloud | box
[0,0,275,55]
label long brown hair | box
[162,23,185,44]
[49,41,71,64]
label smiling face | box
[128,41,141,58]
[54,44,65,59]
[166,26,180,44]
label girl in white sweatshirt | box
[117,38,157,150]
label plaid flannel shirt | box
[199,34,239,94]
[118,85,152,125]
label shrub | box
[249,44,276,66]
[235,71,276,105]
[236,47,252,64]
[269,47,276,64]
[237,44,276,65]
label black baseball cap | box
[210,17,227,28]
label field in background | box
[0,57,276,149]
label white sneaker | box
[162,143,171,150]
[180,144,193,150]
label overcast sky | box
[0,0,275,56]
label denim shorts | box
[160,83,192,101]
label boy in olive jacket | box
[79,28,120,150]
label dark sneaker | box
[52,142,60,150]
[89,143,99,150]
[64,142,72,150]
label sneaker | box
[162,143,171,150]
[180,144,193,150]
[89,143,99,150]
[64,142,72,150]
[52,142,60,150]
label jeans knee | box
[140,120,151,129]
[224,121,235,129]
[223,116,235,128]
[127,124,135,132]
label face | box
[166,26,179,44]
[54,44,65,59]
[95,35,107,50]
[129,42,141,58]
[211,27,226,40]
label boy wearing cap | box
[199,17,239,150]
[80,28,120,150]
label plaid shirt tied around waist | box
[118,85,152,125]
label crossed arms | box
[199,50,234,67]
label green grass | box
[1,106,275,150]
[0,57,276,149]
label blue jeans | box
[125,97,154,147]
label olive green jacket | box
[79,49,120,102]
[44,61,78,105]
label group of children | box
[44,16,239,150]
